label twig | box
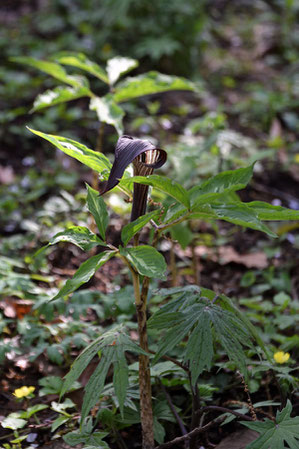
[188,373,201,449]
[199,405,253,421]
[147,350,189,372]
[151,213,190,232]
[159,381,189,449]
[238,372,257,421]
[154,417,222,449]
[170,238,178,287]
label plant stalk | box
[91,122,105,234]
[133,270,154,449]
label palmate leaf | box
[148,287,255,383]
[49,226,105,251]
[113,71,197,103]
[86,184,109,241]
[189,165,254,208]
[52,250,115,301]
[120,245,167,278]
[242,400,299,449]
[90,94,124,136]
[121,209,160,246]
[28,128,111,173]
[32,85,92,111]
[63,430,109,448]
[61,327,148,423]
[55,52,109,84]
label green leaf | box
[55,52,109,83]
[11,57,84,87]
[106,56,138,85]
[51,415,70,432]
[120,245,167,278]
[32,85,91,111]
[28,128,111,173]
[19,404,48,419]
[52,251,115,300]
[122,174,190,208]
[113,345,129,416]
[183,314,214,383]
[61,328,147,415]
[47,345,64,365]
[189,165,254,208]
[61,332,118,398]
[49,226,105,251]
[170,222,193,249]
[217,293,272,362]
[191,203,277,237]
[211,203,277,237]
[81,331,146,423]
[242,400,299,449]
[63,430,109,448]
[210,308,251,375]
[51,398,75,415]
[1,414,27,430]
[246,201,299,221]
[121,210,160,246]
[113,71,196,103]
[81,347,114,423]
[149,288,255,380]
[90,94,124,136]
[86,185,109,240]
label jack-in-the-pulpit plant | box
[30,127,299,449]
[19,46,299,449]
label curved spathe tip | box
[99,135,167,195]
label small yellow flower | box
[13,386,35,399]
[274,351,290,364]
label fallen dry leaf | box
[0,165,15,184]
[218,246,268,269]
[215,429,259,449]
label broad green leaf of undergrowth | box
[19,404,48,420]
[61,327,148,423]
[55,52,109,84]
[63,429,109,448]
[12,57,85,87]
[113,71,197,103]
[121,209,160,246]
[246,201,299,220]
[122,174,190,207]
[189,165,254,208]
[32,85,91,111]
[1,413,27,430]
[28,128,111,173]
[242,400,299,449]
[113,344,129,416]
[81,346,114,424]
[90,94,124,136]
[49,226,105,251]
[52,250,115,301]
[120,245,167,278]
[86,184,109,240]
[149,289,254,381]
[106,56,138,85]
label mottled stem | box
[133,271,154,449]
